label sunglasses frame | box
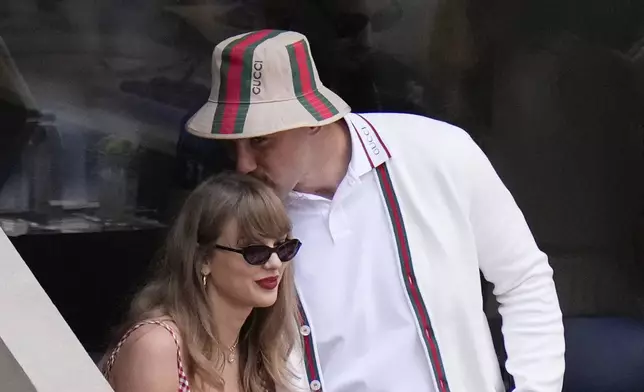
[214,238,302,266]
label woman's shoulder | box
[119,320,181,355]
[107,320,183,392]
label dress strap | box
[103,320,191,392]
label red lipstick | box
[255,276,279,290]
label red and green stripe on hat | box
[199,30,348,137]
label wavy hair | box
[106,172,300,392]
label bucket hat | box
[186,30,351,139]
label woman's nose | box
[263,252,282,270]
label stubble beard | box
[251,172,288,200]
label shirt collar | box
[345,113,391,177]
[346,117,374,178]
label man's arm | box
[459,135,565,391]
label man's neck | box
[294,119,352,199]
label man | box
[186,30,565,392]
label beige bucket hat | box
[186,30,351,140]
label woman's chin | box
[250,290,279,308]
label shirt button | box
[310,380,321,391]
[300,325,311,336]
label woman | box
[101,172,303,392]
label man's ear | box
[308,126,322,135]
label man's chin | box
[270,185,291,200]
[251,175,289,199]
[268,183,295,201]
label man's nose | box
[235,141,257,174]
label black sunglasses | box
[215,238,302,266]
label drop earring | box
[202,274,208,288]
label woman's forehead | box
[217,217,285,244]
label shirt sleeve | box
[460,134,566,391]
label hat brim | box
[185,86,351,140]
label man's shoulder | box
[359,112,452,128]
[356,112,477,159]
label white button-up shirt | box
[286,121,435,392]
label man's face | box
[230,127,314,198]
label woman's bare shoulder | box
[108,322,181,392]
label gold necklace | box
[226,338,239,363]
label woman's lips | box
[255,276,278,290]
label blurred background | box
[1,1,644,390]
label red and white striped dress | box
[102,320,191,392]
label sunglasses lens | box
[243,245,271,266]
[241,240,302,265]
[276,239,302,261]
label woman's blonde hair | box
[108,171,300,392]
